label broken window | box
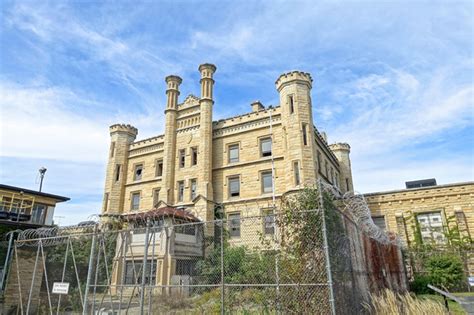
[134,164,143,181]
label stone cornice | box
[213,116,282,138]
[129,143,164,157]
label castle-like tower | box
[102,64,353,222]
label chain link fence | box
[2,189,407,314]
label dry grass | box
[364,289,449,315]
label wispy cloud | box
[1,1,472,225]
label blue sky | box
[1,1,473,226]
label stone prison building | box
[101,63,354,289]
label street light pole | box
[38,167,47,192]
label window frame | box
[190,179,197,200]
[134,164,144,181]
[416,211,446,244]
[371,215,386,231]
[177,181,185,202]
[228,176,240,198]
[131,192,141,211]
[155,159,163,177]
[260,137,272,158]
[228,212,241,238]
[191,147,198,166]
[288,94,294,114]
[115,164,121,182]
[302,123,308,146]
[179,149,186,168]
[228,143,240,163]
[261,170,273,194]
[262,208,275,236]
[152,188,160,208]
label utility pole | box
[38,167,47,192]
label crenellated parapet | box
[329,142,351,153]
[109,124,138,137]
[275,71,313,92]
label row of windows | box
[228,170,274,198]
[228,209,275,238]
[372,211,446,244]
[128,167,282,211]
[118,138,275,184]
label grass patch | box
[418,294,466,315]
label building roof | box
[0,184,70,202]
[364,181,474,197]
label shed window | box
[261,171,273,194]
[228,144,239,163]
[131,193,140,211]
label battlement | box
[275,71,313,92]
[109,124,138,137]
[329,142,351,152]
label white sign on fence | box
[52,282,70,294]
[468,277,474,287]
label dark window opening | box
[134,164,143,181]
[260,138,272,157]
[179,149,186,168]
[302,123,308,146]
[115,164,121,182]
[191,147,198,166]
[229,177,240,197]
[289,95,294,114]
[156,160,163,177]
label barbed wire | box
[319,180,400,246]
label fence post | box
[83,224,98,315]
[140,219,151,315]
[220,219,225,315]
[318,180,336,315]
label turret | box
[198,63,216,203]
[162,75,182,204]
[276,71,317,189]
[329,143,354,193]
[103,124,138,214]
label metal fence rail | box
[2,189,407,314]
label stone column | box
[197,64,216,210]
[162,75,182,204]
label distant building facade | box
[101,64,354,225]
[365,181,474,246]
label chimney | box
[251,101,265,112]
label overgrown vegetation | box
[364,289,448,315]
[403,210,471,293]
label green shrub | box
[425,254,464,291]
[410,253,465,293]
[410,274,431,294]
